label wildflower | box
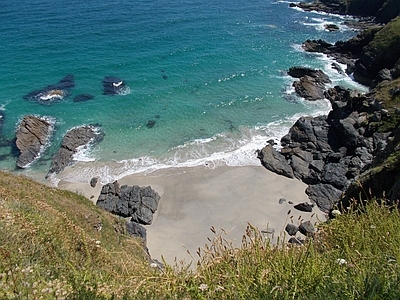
[199,283,208,291]
[150,263,158,269]
[336,258,347,266]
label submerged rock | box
[23,75,75,104]
[15,115,53,169]
[102,76,127,95]
[146,120,156,128]
[73,93,95,102]
[47,125,103,176]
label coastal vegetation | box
[1,171,400,299]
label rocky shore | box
[258,3,400,212]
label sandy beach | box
[58,165,325,265]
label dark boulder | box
[285,224,299,236]
[146,120,156,128]
[96,181,160,225]
[279,198,286,204]
[126,220,147,241]
[288,237,304,245]
[294,202,313,213]
[292,76,326,100]
[325,24,339,32]
[321,162,349,189]
[302,39,333,54]
[288,67,331,83]
[23,75,75,104]
[288,67,331,101]
[90,177,99,188]
[47,125,103,176]
[15,115,53,168]
[257,145,293,178]
[299,221,315,238]
[73,94,95,102]
[102,76,127,95]
[306,183,343,213]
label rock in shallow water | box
[23,75,75,104]
[47,125,103,176]
[15,115,53,169]
[102,76,127,95]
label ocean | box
[0,0,367,185]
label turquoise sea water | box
[0,0,366,184]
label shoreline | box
[58,164,326,264]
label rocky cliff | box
[259,7,400,211]
[292,0,400,23]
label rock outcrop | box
[23,75,75,104]
[290,0,400,24]
[354,17,400,86]
[288,67,331,100]
[258,85,396,212]
[96,180,160,226]
[301,15,400,88]
[47,125,103,176]
[15,116,53,168]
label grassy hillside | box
[0,172,150,299]
[1,172,400,299]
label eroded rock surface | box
[47,125,103,176]
[96,181,161,226]
[15,115,53,168]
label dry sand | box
[58,165,326,265]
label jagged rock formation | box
[47,125,103,176]
[96,181,161,226]
[259,85,398,212]
[288,67,331,100]
[290,0,400,24]
[354,17,400,86]
[15,115,53,168]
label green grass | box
[1,171,400,299]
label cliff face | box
[354,17,400,85]
[318,0,400,23]
[259,7,400,210]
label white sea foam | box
[71,125,103,162]
[53,98,332,186]
[291,42,368,93]
[0,100,10,111]
[117,86,131,96]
